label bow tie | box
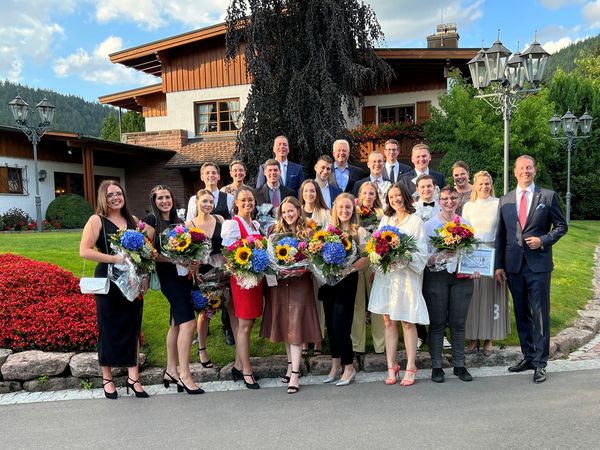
[423,202,435,207]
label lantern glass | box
[36,98,55,126]
[548,115,561,136]
[484,39,511,83]
[8,95,29,123]
[521,40,549,85]
[561,110,577,135]
[579,111,593,135]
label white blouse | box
[462,197,500,243]
[221,216,261,247]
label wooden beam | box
[82,145,96,209]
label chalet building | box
[0,125,175,220]
[97,21,477,206]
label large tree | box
[226,0,393,177]
[100,110,145,142]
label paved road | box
[2,368,599,449]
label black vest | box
[213,191,231,220]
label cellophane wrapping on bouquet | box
[191,268,230,317]
[429,215,478,273]
[256,203,277,235]
[108,251,143,302]
[364,225,417,274]
[268,233,310,279]
[160,224,213,276]
[306,224,357,286]
[222,234,275,289]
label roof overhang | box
[98,83,163,111]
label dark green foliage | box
[0,80,111,136]
[545,35,600,80]
[101,110,145,142]
[226,0,393,177]
[1,208,32,231]
[45,194,94,229]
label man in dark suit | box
[495,155,568,383]
[352,151,390,206]
[399,143,446,199]
[314,155,342,208]
[256,135,305,192]
[328,139,366,193]
[383,138,411,183]
[255,158,296,211]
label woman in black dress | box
[185,189,226,369]
[79,180,147,399]
[144,185,204,395]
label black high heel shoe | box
[198,347,214,368]
[178,377,205,395]
[243,373,260,390]
[287,371,300,394]
[126,377,149,398]
[231,366,243,382]
[281,361,292,383]
[163,370,180,390]
[102,378,117,400]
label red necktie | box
[272,188,280,208]
[519,190,527,230]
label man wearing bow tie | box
[400,143,446,201]
[383,139,411,183]
[495,155,567,383]
[413,174,440,222]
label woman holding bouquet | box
[144,185,204,395]
[320,193,368,386]
[462,171,509,355]
[352,181,386,358]
[79,180,146,399]
[367,183,429,386]
[423,185,477,383]
[221,186,264,389]
[186,189,226,369]
[260,197,322,394]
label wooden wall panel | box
[142,93,167,117]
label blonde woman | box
[462,171,510,355]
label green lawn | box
[1,221,599,367]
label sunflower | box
[342,238,352,251]
[441,222,456,236]
[276,244,290,260]
[365,239,375,254]
[313,230,328,241]
[175,236,191,251]
[380,231,396,243]
[234,246,252,265]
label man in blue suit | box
[256,135,305,192]
[495,155,568,383]
[328,139,366,193]
[314,155,342,208]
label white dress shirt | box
[516,183,535,217]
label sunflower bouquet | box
[429,215,478,273]
[269,233,310,278]
[107,221,157,301]
[306,224,357,286]
[222,235,274,289]
[160,224,212,273]
[364,225,417,274]
[357,203,379,231]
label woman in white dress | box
[462,171,509,355]
[368,183,429,386]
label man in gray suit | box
[495,155,568,383]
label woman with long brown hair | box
[79,180,147,399]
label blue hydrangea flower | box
[250,248,270,272]
[120,230,145,251]
[191,289,208,311]
[278,237,299,248]
[322,242,346,265]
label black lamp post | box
[468,33,550,194]
[549,109,593,223]
[8,95,55,232]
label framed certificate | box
[457,248,495,277]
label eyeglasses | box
[106,192,123,199]
[439,196,459,202]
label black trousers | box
[320,272,358,366]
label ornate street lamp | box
[8,95,56,232]
[468,32,550,194]
[549,109,594,223]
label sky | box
[1,0,599,103]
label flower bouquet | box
[364,225,417,274]
[256,203,277,235]
[269,233,310,278]
[191,269,229,317]
[222,235,274,289]
[108,221,157,301]
[160,224,212,276]
[357,203,379,231]
[429,215,478,273]
[306,224,357,286]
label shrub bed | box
[45,194,93,229]
[0,254,97,352]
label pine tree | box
[225,0,393,177]
[100,111,120,141]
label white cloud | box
[0,0,75,81]
[583,0,600,27]
[93,0,230,30]
[53,36,158,86]
[368,0,484,47]
[543,37,576,53]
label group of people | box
[79,135,567,399]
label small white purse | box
[79,220,110,295]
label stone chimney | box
[427,23,459,48]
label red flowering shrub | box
[0,254,97,352]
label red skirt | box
[230,276,264,319]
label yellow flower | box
[342,238,352,251]
[441,223,456,237]
[175,236,191,251]
[234,247,252,265]
[188,226,204,234]
[276,245,290,260]
[313,230,328,241]
[365,240,375,254]
[380,231,396,243]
